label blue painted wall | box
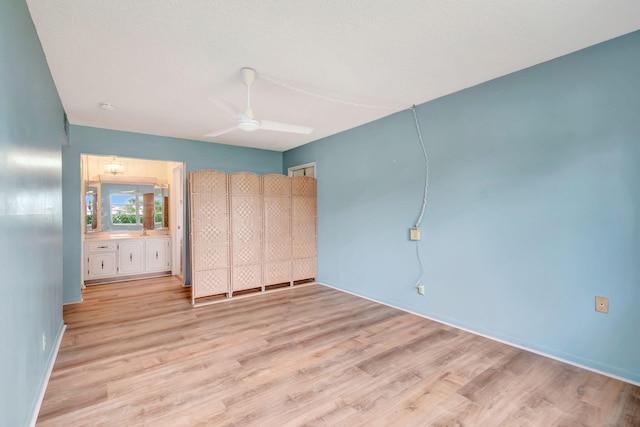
[63,125,282,303]
[0,0,66,425]
[284,31,640,383]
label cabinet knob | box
[130,253,133,262]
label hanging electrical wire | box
[411,105,429,227]
[260,72,405,110]
[410,105,429,289]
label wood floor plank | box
[37,276,640,426]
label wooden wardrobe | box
[189,171,317,304]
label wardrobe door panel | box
[189,170,230,302]
[230,173,263,293]
[263,174,292,286]
[291,176,317,282]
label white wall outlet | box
[595,296,609,313]
[410,227,421,241]
[42,333,46,351]
[417,284,425,295]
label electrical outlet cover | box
[410,227,421,241]
[595,296,609,313]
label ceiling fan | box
[205,68,313,138]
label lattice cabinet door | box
[188,170,230,303]
[262,174,292,286]
[230,172,263,293]
[291,176,317,281]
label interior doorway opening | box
[80,154,186,289]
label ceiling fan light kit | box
[205,67,313,138]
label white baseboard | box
[29,324,66,427]
[319,282,640,387]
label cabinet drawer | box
[87,241,117,252]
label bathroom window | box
[110,192,163,226]
[111,193,143,225]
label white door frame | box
[287,161,316,178]
[171,164,186,284]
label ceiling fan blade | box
[204,125,239,138]
[209,97,241,118]
[259,120,313,134]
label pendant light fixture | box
[104,156,124,176]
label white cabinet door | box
[146,239,171,272]
[119,240,144,274]
[87,253,117,278]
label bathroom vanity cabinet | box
[84,236,171,284]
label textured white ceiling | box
[27,0,640,152]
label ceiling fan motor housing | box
[237,118,260,132]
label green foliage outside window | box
[111,194,164,226]
[111,195,142,225]
[112,213,137,224]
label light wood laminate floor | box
[38,277,639,426]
